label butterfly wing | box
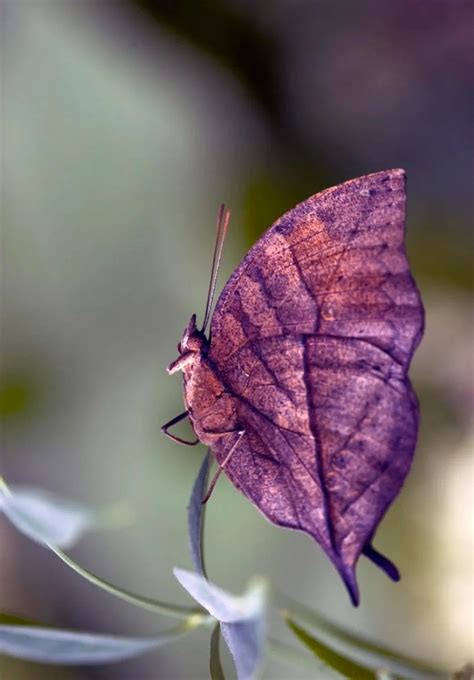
[208,169,424,602]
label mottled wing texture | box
[208,169,424,603]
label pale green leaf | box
[278,594,448,680]
[285,616,375,680]
[188,452,211,577]
[174,568,266,623]
[0,477,95,548]
[175,569,268,680]
[0,621,194,664]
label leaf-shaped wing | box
[208,169,424,603]
[210,169,423,368]
[210,334,417,603]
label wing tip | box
[338,542,401,606]
[341,567,360,607]
[371,167,406,177]
[363,167,406,184]
[386,167,406,177]
[316,168,407,204]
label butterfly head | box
[167,205,230,377]
[167,314,207,375]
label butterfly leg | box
[202,429,245,504]
[161,411,200,446]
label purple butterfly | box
[163,169,424,605]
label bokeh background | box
[1,1,472,678]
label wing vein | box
[301,335,337,553]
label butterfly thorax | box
[167,314,234,443]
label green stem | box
[49,544,209,622]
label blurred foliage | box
[0,614,38,626]
[408,225,474,293]
[134,0,279,116]
[452,665,474,680]
[241,166,327,246]
[133,0,340,185]
[0,658,81,680]
[0,376,34,421]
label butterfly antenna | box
[201,203,231,333]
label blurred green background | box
[1,1,472,678]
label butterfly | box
[162,169,424,605]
